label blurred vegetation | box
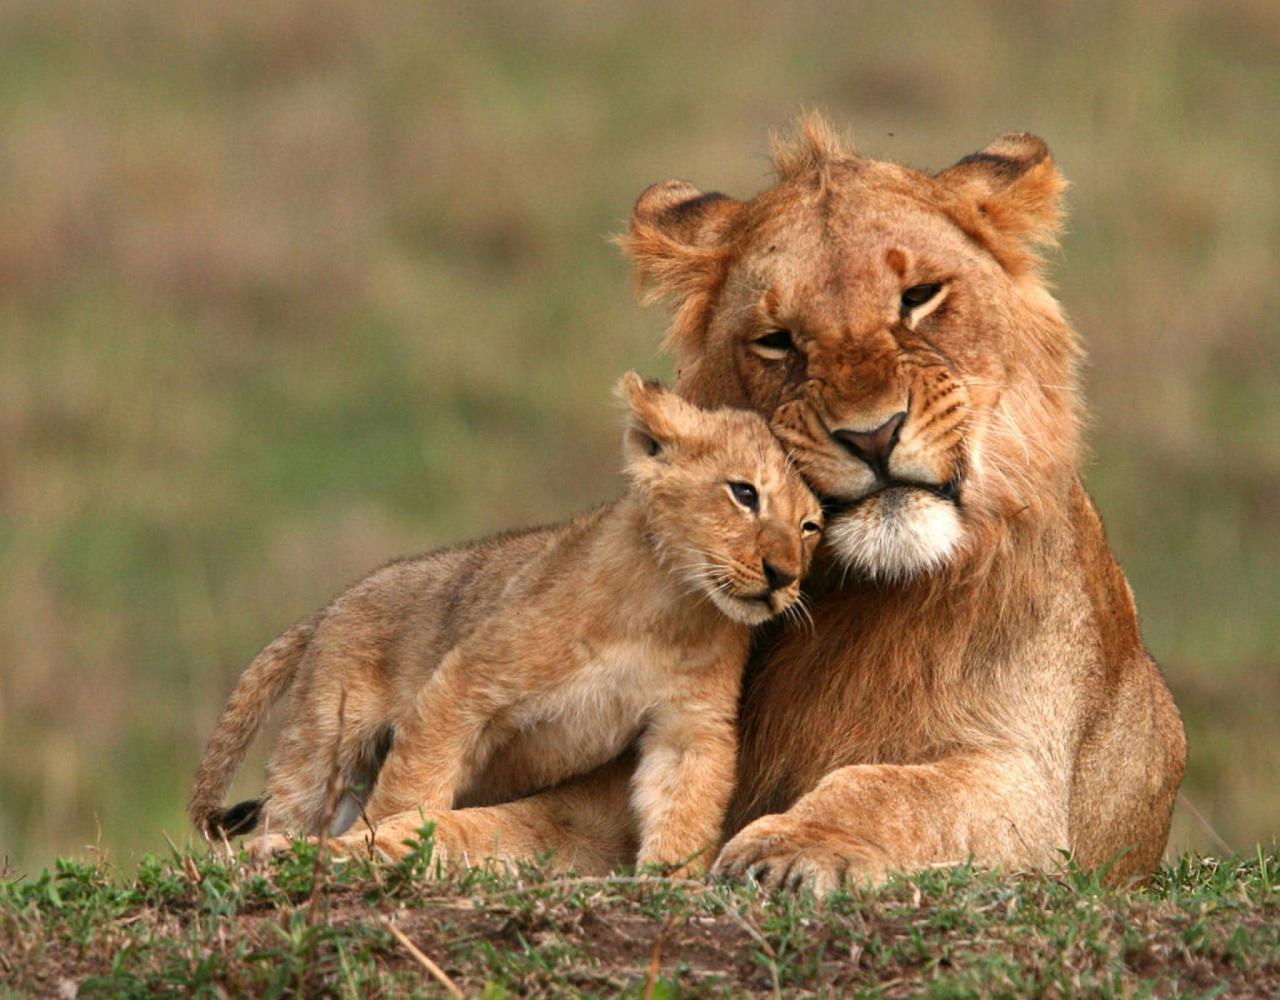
[0,0,1276,875]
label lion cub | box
[190,373,822,871]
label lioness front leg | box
[714,751,1068,894]
[331,755,638,873]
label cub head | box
[620,114,1082,583]
[616,371,823,626]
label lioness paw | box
[713,815,888,894]
[324,809,461,868]
[242,832,296,860]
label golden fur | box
[189,374,822,873]
[305,115,1185,890]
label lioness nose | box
[763,561,796,592]
[832,410,907,473]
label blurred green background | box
[1,0,1276,875]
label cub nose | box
[831,410,907,474]
[762,561,797,592]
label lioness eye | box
[901,284,942,311]
[728,481,759,510]
[802,520,821,535]
[750,329,795,360]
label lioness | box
[190,373,822,872]
[302,115,1184,890]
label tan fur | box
[334,115,1184,890]
[190,374,821,873]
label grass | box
[2,835,1277,998]
[0,0,1277,873]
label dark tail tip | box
[206,798,264,838]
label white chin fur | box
[826,489,963,582]
[709,590,776,626]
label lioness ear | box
[615,370,700,465]
[632,180,741,249]
[617,181,744,349]
[936,133,1066,250]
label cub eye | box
[801,520,822,536]
[728,481,759,510]
[901,283,942,311]
[749,329,795,360]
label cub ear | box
[935,133,1066,250]
[617,180,743,329]
[615,371,701,464]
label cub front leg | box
[714,751,1068,893]
[632,696,738,876]
[363,647,497,822]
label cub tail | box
[205,796,266,838]
[188,615,316,838]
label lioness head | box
[621,115,1082,582]
[617,371,823,625]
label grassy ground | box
[3,836,1278,998]
[0,1,1277,872]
